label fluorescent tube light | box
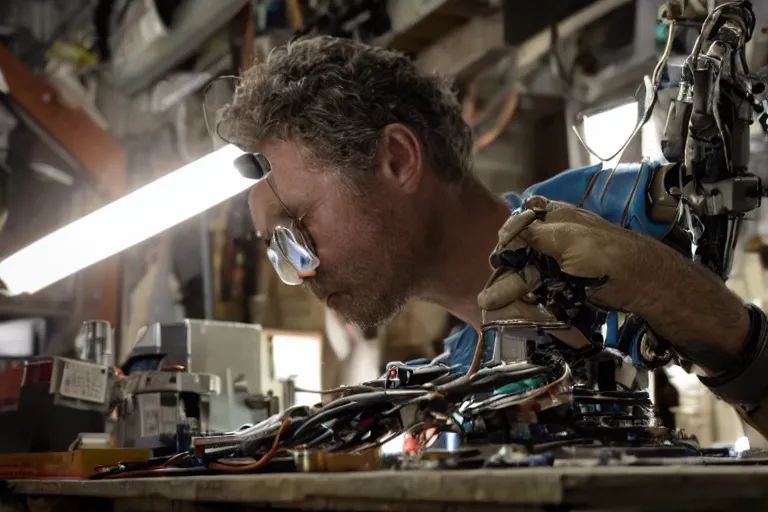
[0,144,252,295]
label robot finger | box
[547,326,593,350]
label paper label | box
[59,359,108,404]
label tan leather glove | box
[477,196,750,359]
[477,196,652,349]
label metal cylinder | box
[78,320,114,366]
[282,377,297,410]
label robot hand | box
[478,196,681,351]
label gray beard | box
[333,290,411,329]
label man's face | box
[248,139,423,327]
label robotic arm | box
[660,0,761,279]
[492,2,767,378]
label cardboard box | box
[0,448,150,479]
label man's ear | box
[377,123,424,194]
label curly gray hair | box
[217,36,474,184]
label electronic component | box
[128,319,295,431]
[0,321,119,454]
[114,364,220,455]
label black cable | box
[424,372,464,387]
[304,428,334,448]
[93,0,115,62]
[312,389,428,413]
[290,401,365,442]
[294,384,381,395]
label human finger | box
[524,195,550,211]
[527,196,612,231]
[478,266,541,311]
[498,209,538,248]
[525,195,573,214]
[517,220,569,263]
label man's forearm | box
[627,240,768,438]
[628,234,750,369]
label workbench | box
[2,466,768,511]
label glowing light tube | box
[0,144,251,295]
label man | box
[218,36,768,437]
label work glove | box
[477,196,659,350]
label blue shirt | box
[440,161,673,370]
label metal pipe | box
[112,0,249,95]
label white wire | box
[572,20,678,165]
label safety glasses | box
[233,153,320,286]
[206,77,320,286]
[266,224,320,285]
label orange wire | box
[474,91,520,151]
[468,330,485,376]
[100,419,292,478]
[471,267,508,376]
[208,417,292,471]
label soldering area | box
[3,0,768,510]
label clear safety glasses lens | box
[266,225,320,286]
[204,76,320,284]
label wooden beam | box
[0,44,125,198]
[415,0,632,80]
[415,13,508,81]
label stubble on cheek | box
[304,188,417,326]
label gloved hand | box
[477,196,750,357]
[477,196,653,349]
